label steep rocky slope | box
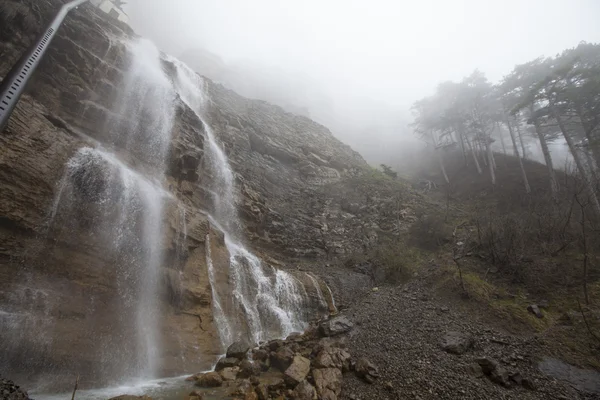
[0,0,413,392]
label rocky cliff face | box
[0,0,413,392]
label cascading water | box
[0,38,177,389]
[171,60,314,347]
[51,147,169,379]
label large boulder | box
[313,368,342,400]
[238,359,261,379]
[292,380,318,400]
[284,355,311,386]
[227,341,251,359]
[319,316,353,337]
[271,346,295,371]
[195,371,223,388]
[215,357,240,371]
[355,357,380,384]
[440,331,474,355]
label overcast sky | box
[123,0,600,162]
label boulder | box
[195,371,223,388]
[272,346,295,371]
[268,339,285,351]
[477,357,510,387]
[252,348,269,362]
[238,359,262,379]
[355,357,379,384]
[219,366,239,381]
[313,368,342,400]
[215,356,240,371]
[284,355,311,386]
[440,331,474,355]
[255,384,269,400]
[319,316,353,337]
[227,341,251,359]
[314,347,351,371]
[292,380,318,400]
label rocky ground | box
[340,279,600,400]
[0,379,29,400]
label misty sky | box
[123,0,599,163]
[125,0,599,107]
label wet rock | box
[476,357,510,387]
[219,366,239,381]
[215,356,240,371]
[440,331,474,355]
[268,339,285,351]
[313,347,351,371]
[313,368,342,400]
[319,316,353,337]
[108,397,152,400]
[539,357,600,395]
[238,359,261,379]
[286,332,303,341]
[230,379,252,396]
[252,348,269,362]
[355,357,380,384]
[195,371,223,388]
[284,355,311,386]
[227,341,251,359]
[292,380,318,400]
[0,379,30,400]
[527,304,543,318]
[272,346,295,371]
[255,384,269,400]
[185,391,204,400]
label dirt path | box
[339,280,598,400]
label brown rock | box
[355,357,379,384]
[227,341,251,359]
[219,366,239,381]
[440,331,474,355]
[255,384,269,400]
[292,380,318,400]
[215,357,240,371]
[252,348,269,362]
[238,359,261,378]
[314,347,351,371]
[284,355,311,386]
[272,346,295,371]
[313,368,342,400]
[195,372,223,388]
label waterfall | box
[0,38,177,388]
[171,60,311,346]
[52,147,169,379]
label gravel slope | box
[340,280,598,400]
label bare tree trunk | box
[531,105,558,194]
[468,138,482,174]
[486,142,496,185]
[553,108,600,216]
[430,131,450,184]
[499,132,508,156]
[514,115,527,159]
[504,118,531,193]
[479,142,488,166]
[457,128,469,166]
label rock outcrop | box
[0,0,415,392]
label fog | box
[123,0,600,165]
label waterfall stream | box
[1,36,331,395]
[171,60,312,346]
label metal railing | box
[0,0,91,132]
